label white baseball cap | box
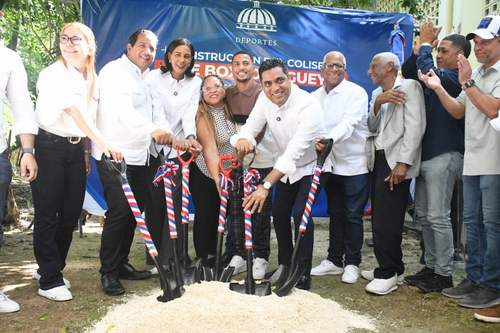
[467,16,500,40]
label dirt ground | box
[0,180,498,332]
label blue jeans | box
[415,152,463,276]
[325,173,369,267]
[463,175,500,290]
[0,150,13,246]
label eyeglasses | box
[323,62,345,70]
[60,35,83,46]
[202,84,223,92]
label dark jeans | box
[325,172,369,267]
[0,149,12,247]
[371,151,410,279]
[31,131,85,290]
[96,159,152,275]
[225,167,272,260]
[147,155,187,271]
[273,175,324,277]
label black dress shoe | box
[119,263,152,280]
[296,275,311,291]
[101,273,125,296]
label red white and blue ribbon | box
[243,169,260,249]
[298,164,322,234]
[154,160,180,240]
[180,161,191,226]
[122,178,158,257]
[217,172,233,234]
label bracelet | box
[22,147,35,155]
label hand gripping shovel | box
[176,149,202,285]
[153,161,186,295]
[274,139,334,297]
[201,154,240,282]
[104,158,181,302]
[229,168,272,296]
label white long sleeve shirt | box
[0,42,37,153]
[36,60,97,137]
[146,69,201,158]
[312,79,369,176]
[93,55,169,165]
[230,84,325,184]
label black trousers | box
[96,159,152,275]
[371,151,410,279]
[31,130,85,290]
[273,175,324,277]
[147,155,187,271]
[190,163,219,259]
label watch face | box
[263,181,272,190]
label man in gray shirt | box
[419,15,500,310]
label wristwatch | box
[462,79,476,90]
[262,181,272,191]
[22,147,35,155]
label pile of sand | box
[90,282,376,333]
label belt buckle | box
[68,137,81,144]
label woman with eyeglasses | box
[190,74,244,266]
[31,22,121,301]
[145,37,202,273]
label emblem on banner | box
[236,1,277,32]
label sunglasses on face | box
[60,35,83,46]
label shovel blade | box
[219,265,235,282]
[254,282,272,296]
[274,265,306,297]
[201,266,214,282]
[182,258,202,285]
[270,264,289,288]
[229,280,253,294]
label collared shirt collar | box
[120,54,150,78]
[325,78,347,95]
[392,76,404,89]
[477,58,500,76]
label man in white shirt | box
[93,29,172,296]
[310,51,370,284]
[365,52,425,296]
[0,0,38,313]
[419,15,500,310]
[232,58,325,290]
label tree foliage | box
[0,0,79,96]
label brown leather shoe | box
[474,305,500,323]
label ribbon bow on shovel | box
[272,138,334,297]
[229,167,272,296]
[103,157,181,302]
[202,154,240,282]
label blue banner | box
[82,0,413,216]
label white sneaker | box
[33,272,71,289]
[0,292,20,313]
[361,269,404,285]
[310,259,343,276]
[228,255,246,275]
[38,285,72,302]
[365,274,398,295]
[149,267,159,275]
[341,265,360,284]
[252,258,269,279]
